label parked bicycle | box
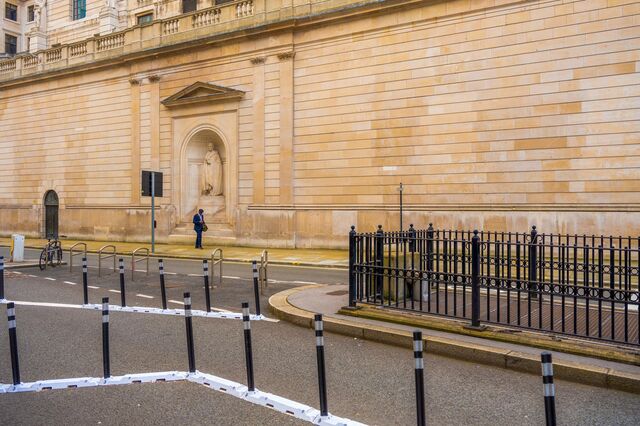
[39,239,63,270]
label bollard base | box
[463,324,487,332]
[340,305,361,311]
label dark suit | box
[193,213,204,248]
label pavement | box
[0,237,349,268]
[1,258,639,424]
[269,284,640,394]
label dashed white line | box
[64,281,77,286]
[136,294,154,299]
[45,277,56,281]
[27,274,38,278]
[187,273,202,277]
[108,289,121,294]
[223,276,241,279]
[168,299,184,305]
[88,285,100,289]
[13,271,22,274]
[164,271,177,275]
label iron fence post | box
[375,225,384,303]
[471,230,481,328]
[408,224,416,253]
[529,226,538,299]
[348,226,357,307]
[427,224,434,288]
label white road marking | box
[88,286,100,289]
[45,277,56,281]
[187,273,202,277]
[136,294,154,299]
[109,289,121,294]
[223,275,241,279]
[13,271,22,274]
[168,299,184,305]
[164,271,177,275]
[64,281,77,285]
[27,274,38,278]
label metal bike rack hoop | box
[131,247,150,280]
[210,248,223,287]
[69,242,87,272]
[98,245,117,277]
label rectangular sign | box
[141,171,163,197]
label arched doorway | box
[44,190,59,239]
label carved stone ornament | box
[148,74,161,83]
[250,56,266,65]
[161,81,245,108]
[277,51,295,61]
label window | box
[182,0,197,14]
[137,13,153,25]
[5,34,17,55]
[28,5,35,22]
[72,0,86,20]
[5,3,18,21]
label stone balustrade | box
[0,0,260,83]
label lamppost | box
[398,182,404,232]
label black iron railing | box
[348,225,640,346]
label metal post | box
[159,259,167,310]
[82,256,88,305]
[413,331,426,426]
[314,314,329,417]
[399,182,404,233]
[151,171,155,254]
[348,226,357,307]
[529,226,538,299]
[7,302,21,385]
[184,292,196,373]
[408,224,416,253]
[252,260,261,316]
[0,256,5,300]
[541,352,557,426]
[118,258,126,307]
[102,297,111,378]
[242,302,255,392]
[203,260,211,313]
[375,225,384,303]
[471,230,481,328]
[426,224,434,287]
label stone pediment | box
[161,81,244,107]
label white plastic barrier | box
[11,234,24,262]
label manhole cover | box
[326,290,348,296]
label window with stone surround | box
[72,0,86,20]
[182,0,196,14]
[5,33,17,55]
[28,5,35,22]
[137,12,153,25]
[5,3,18,21]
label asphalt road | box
[0,257,638,425]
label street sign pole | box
[151,172,155,254]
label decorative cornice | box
[250,56,266,65]
[277,51,295,61]
[161,81,244,107]
[148,74,161,82]
[129,78,140,85]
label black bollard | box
[184,292,196,373]
[252,260,261,316]
[82,256,89,305]
[159,259,167,310]
[118,258,126,307]
[102,297,111,378]
[7,302,20,385]
[314,314,328,417]
[242,302,255,391]
[0,256,5,300]
[203,260,211,313]
[413,331,426,426]
[541,352,557,426]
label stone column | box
[251,56,266,205]
[149,75,161,172]
[278,51,295,205]
[130,78,141,204]
[99,5,119,35]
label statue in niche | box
[202,143,223,196]
[34,0,46,30]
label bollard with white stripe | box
[0,256,5,300]
[158,259,167,310]
[242,302,255,392]
[82,257,89,305]
[413,331,426,426]
[314,314,329,417]
[203,260,211,313]
[102,297,111,379]
[252,260,261,316]
[7,302,21,385]
[118,258,126,307]
[184,292,196,373]
[541,352,557,426]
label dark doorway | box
[44,190,59,240]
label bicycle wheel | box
[39,249,47,270]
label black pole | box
[242,302,255,392]
[541,352,557,426]
[252,261,261,316]
[375,225,384,303]
[7,302,20,385]
[0,256,5,300]
[82,256,88,305]
[413,331,426,426]
[203,260,211,313]
[159,259,167,310]
[471,230,480,328]
[348,226,357,307]
[118,258,126,307]
[529,226,538,299]
[184,292,196,373]
[314,314,329,417]
[399,182,403,233]
[102,297,111,378]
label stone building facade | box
[0,0,639,248]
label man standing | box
[193,208,205,249]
